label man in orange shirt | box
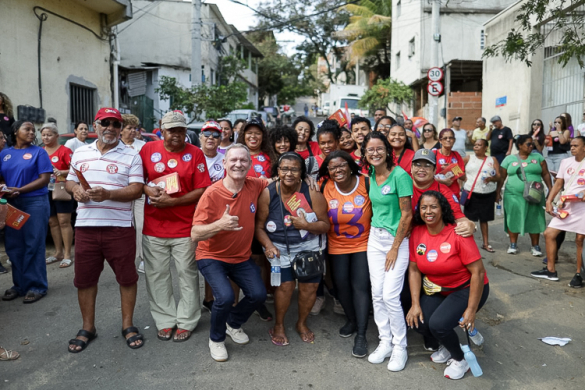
[191,144,267,362]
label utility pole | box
[191,0,202,87]
[429,0,441,127]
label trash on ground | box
[539,337,571,346]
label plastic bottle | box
[0,199,7,229]
[48,175,56,191]
[461,344,483,377]
[496,202,502,216]
[468,327,485,346]
[271,265,281,286]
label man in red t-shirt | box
[191,144,267,362]
[140,110,211,342]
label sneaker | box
[368,342,393,364]
[209,339,228,362]
[226,323,249,344]
[569,273,583,288]
[387,346,408,372]
[254,304,273,321]
[352,335,368,358]
[531,245,543,257]
[531,267,559,281]
[339,321,356,338]
[310,296,325,316]
[507,243,518,254]
[6,259,10,265]
[0,263,7,274]
[137,261,145,274]
[430,345,451,364]
[444,358,469,380]
[265,293,274,304]
[202,299,214,313]
[333,298,345,315]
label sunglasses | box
[202,131,221,139]
[423,129,434,132]
[525,142,534,147]
[97,119,122,129]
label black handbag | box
[278,183,325,281]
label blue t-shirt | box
[0,145,53,197]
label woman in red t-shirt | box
[388,125,416,176]
[41,123,75,268]
[237,118,274,179]
[293,116,321,177]
[434,129,466,197]
[406,191,489,380]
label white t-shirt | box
[123,139,146,153]
[577,123,585,136]
[205,153,225,183]
[451,128,467,157]
[64,137,88,153]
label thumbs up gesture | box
[218,205,242,231]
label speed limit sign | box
[427,67,444,82]
[427,81,443,96]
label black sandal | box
[68,329,98,353]
[122,326,144,349]
[2,289,18,301]
[23,291,44,304]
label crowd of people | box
[0,95,583,379]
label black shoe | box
[531,267,559,281]
[202,299,214,313]
[0,264,7,274]
[352,334,367,358]
[569,273,583,288]
[339,321,356,338]
[254,304,273,321]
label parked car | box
[226,109,261,124]
[58,131,159,146]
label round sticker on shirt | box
[80,163,89,172]
[451,157,457,163]
[257,155,266,162]
[51,156,59,163]
[213,163,222,172]
[531,159,537,164]
[151,152,162,163]
[439,158,446,165]
[452,194,459,203]
[23,153,32,160]
[329,199,339,209]
[578,178,585,186]
[284,215,292,226]
[2,154,10,161]
[197,163,205,173]
[266,221,276,232]
[579,169,585,176]
[512,162,519,167]
[416,243,427,256]
[381,185,391,195]
[3,116,8,121]
[354,195,365,206]
[182,153,192,162]
[168,159,178,169]
[343,202,354,213]
[154,162,165,173]
[427,250,438,262]
[522,162,528,168]
[106,164,118,174]
[250,202,256,213]
[440,242,451,254]
[498,134,503,139]
[254,164,263,173]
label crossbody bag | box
[516,155,544,204]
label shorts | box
[73,226,138,289]
[48,192,75,216]
[280,266,322,284]
[464,191,497,222]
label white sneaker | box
[368,342,393,364]
[387,346,408,372]
[209,339,228,362]
[137,261,145,274]
[310,296,325,315]
[226,323,249,344]
[531,246,543,257]
[333,298,345,315]
[431,345,451,363]
[444,358,469,380]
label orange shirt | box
[322,176,372,254]
[193,177,267,263]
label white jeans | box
[133,195,145,262]
[367,227,409,347]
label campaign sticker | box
[168,159,178,169]
[531,159,537,164]
[2,154,10,161]
[451,157,458,163]
[498,134,503,139]
[51,156,59,163]
[182,153,192,162]
[439,158,446,165]
[381,185,391,195]
[579,169,585,176]
[197,163,205,173]
[3,116,8,121]
[154,162,165,173]
[343,202,354,213]
[80,163,89,173]
[253,164,263,173]
[568,167,575,175]
[106,164,118,174]
[151,152,162,163]
[23,153,32,160]
[416,243,427,256]
[578,178,585,186]
[512,162,519,167]
[440,242,451,254]
[329,199,339,209]
[554,137,559,142]
[522,162,528,168]
[266,221,277,232]
[213,163,222,172]
[250,202,256,213]
[452,194,459,203]
[354,195,365,206]
[284,215,292,226]
[257,155,266,162]
[487,161,493,167]
[427,250,438,262]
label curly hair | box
[237,121,275,163]
[0,92,14,118]
[276,151,307,181]
[360,131,395,172]
[10,120,32,145]
[317,119,341,141]
[292,116,315,141]
[413,191,456,226]
[317,150,361,181]
[269,126,297,155]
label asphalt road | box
[1,218,584,389]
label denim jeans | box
[198,258,266,342]
[5,195,50,296]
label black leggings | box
[330,251,370,335]
[414,284,490,361]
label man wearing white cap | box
[139,110,211,342]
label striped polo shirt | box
[67,141,144,227]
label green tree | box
[358,78,412,114]
[155,56,248,121]
[483,0,585,67]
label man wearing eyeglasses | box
[200,121,225,183]
[139,110,211,342]
[65,107,145,352]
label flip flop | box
[23,291,44,304]
[59,259,73,268]
[2,289,18,301]
[157,328,174,341]
[296,328,315,344]
[481,245,495,253]
[268,328,289,346]
[68,329,98,353]
[173,328,192,343]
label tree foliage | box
[155,56,248,121]
[358,78,412,113]
[483,0,585,67]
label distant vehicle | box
[320,101,331,116]
[328,84,368,118]
[258,111,276,128]
[226,109,261,124]
[262,106,281,125]
[58,131,159,146]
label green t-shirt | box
[369,165,413,235]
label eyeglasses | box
[423,129,434,133]
[413,162,434,169]
[97,119,122,129]
[525,142,534,147]
[365,147,386,155]
[377,124,392,129]
[278,167,301,174]
[327,162,349,172]
[532,123,540,126]
[440,137,455,141]
[202,131,221,139]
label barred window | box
[70,84,96,128]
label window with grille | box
[70,84,96,128]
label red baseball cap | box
[201,121,222,132]
[95,107,123,122]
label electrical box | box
[17,105,46,123]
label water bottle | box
[271,265,281,286]
[468,327,484,346]
[496,202,502,216]
[48,175,56,191]
[0,198,8,229]
[480,171,487,189]
[461,344,483,377]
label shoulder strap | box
[277,183,290,255]
[516,154,528,182]
[320,178,328,193]
[469,157,487,193]
[364,176,370,193]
